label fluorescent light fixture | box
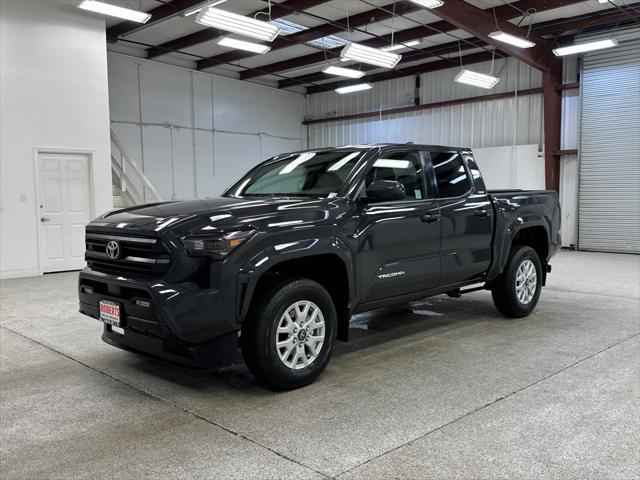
[488,31,535,48]
[335,83,372,94]
[322,66,366,79]
[552,38,618,56]
[381,40,421,52]
[454,69,500,89]
[409,0,444,8]
[218,36,270,54]
[195,6,280,42]
[77,0,151,23]
[182,0,227,17]
[340,42,401,69]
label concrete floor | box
[1,250,638,479]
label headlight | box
[181,229,256,258]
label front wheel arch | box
[240,252,353,341]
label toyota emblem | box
[106,240,120,260]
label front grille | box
[85,232,171,277]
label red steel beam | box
[148,0,331,59]
[425,0,550,71]
[107,0,203,40]
[241,0,583,81]
[543,57,563,191]
[196,1,421,70]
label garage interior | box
[0,0,639,478]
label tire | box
[491,245,542,318]
[241,278,337,390]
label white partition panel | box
[213,133,261,195]
[141,125,173,200]
[261,136,304,160]
[108,53,305,201]
[473,145,544,191]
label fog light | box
[135,299,151,308]
[82,286,94,294]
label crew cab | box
[79,144,561,389]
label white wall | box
[0,0,112,279]
[474,145,545,191]
[306,57,543,149]
[108,54,305,200]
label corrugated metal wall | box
[306,58,543,149]
[578,35,640,253]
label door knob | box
[474,208,490,217]
[40,217,50,222]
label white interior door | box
[37,153,91,272]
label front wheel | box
[241,278,337,390]
[491,245,542,318]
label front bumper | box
[78,267,239,369]
[101,324,238,370]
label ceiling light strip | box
[409,0,444,8]
[322,66,366,78]
[552,38,618,56]
[340,42,401,69]
[488,31,535,48]
[218,36,271,54]
[335,83,373,94]
[454,69,500,89]
[195,6,280,42]
[77,0,151,23]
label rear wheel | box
[241,278,337,390]
[491,245,542,318]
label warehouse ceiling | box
[102,0,640,92]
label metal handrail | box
[110,130,162,204]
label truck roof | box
[278,144,472,156]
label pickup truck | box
[79,144,561,389]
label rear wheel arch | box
[512,225,549,262]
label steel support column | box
[543,58,563,191]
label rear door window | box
[365,151,426,201]
[431,151,472,198]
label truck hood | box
[89,196,346,236]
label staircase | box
[110,130,162,208]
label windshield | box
[225,150,364,198]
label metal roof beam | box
[107,0,204,41]
[241,0,583,80]
[424,0,550,71]
[148,0,331,59]
[285,3,640,90]
[196,1,420,70]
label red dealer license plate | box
[99,300,121,327]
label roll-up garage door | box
[579,36,640,253]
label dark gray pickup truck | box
[79,144,561,389]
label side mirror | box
[363,180,406,203]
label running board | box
[446,285,488,298]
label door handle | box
[474,208,490,217]
[420,212,441,223]
[40,217,50,222]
